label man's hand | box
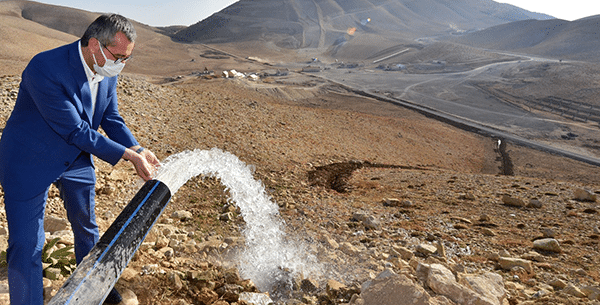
[139,148,160,168]
[122,147,159,181]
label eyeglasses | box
[101,44,132,64]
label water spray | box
[50,148,320,304]
[155,148,321,295]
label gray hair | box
[81,14,137,47]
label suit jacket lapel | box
[93,80,108,129]
[68,40,94,124]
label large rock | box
[460,272,507,304]
[416,244,438,256]
[562,284,586,298]
[533,238,562,253]
[501,195,526,207]
[352,269,435,305]
[498,257,533,273]
[425,264,503,305]
[582,286,600,301]
[573,189,596,202]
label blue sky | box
[32,0,600,27]
[32,0,240,27]
[496,1,599,21]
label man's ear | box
[89,37,100,51]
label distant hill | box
[172,0,554,55]
[447,15,600,61]
[0,0,216,76]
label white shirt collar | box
[78,40,104,84]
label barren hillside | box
[449,15,600,61]
[172,0,553,61]
[0,1,599,304]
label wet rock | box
[301,278,320,293]
[533,238,562,253]
[326,279,347,298]
[219,212,234,221]
[216,283,242,302]
[223,268,242,284]
[239,292,273,305]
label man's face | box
[95,31,135,67]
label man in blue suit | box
[0,14,159,304]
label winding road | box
[302,53,600,167]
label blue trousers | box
[4,153,99,305]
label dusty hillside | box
[449,16,600,61]
[1,71,599,304]
[172,0,552,60]
[0,1,598,304]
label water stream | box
[154,148,321,296]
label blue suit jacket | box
[0,41,138,200]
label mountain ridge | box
[172,0,555,54]
[448,15,600,61]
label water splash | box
[154,148,321,295]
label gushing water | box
[154,148,320,295]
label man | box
[0,14,159,304]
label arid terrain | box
[0,1,599,304]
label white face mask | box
[93,41,126,77]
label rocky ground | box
[0,71,599,305]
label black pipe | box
[48,179,171,304]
